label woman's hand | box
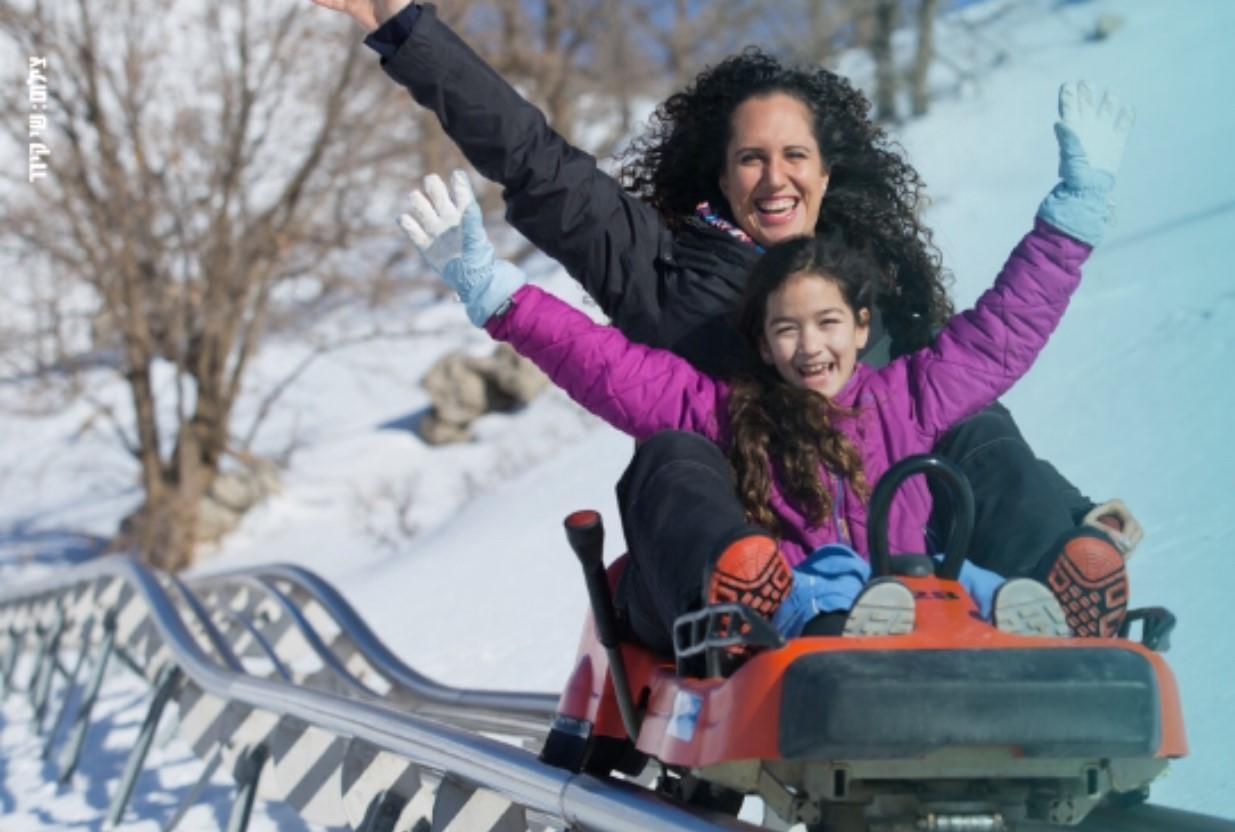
[400,170,526,326]
[306,0,413,34]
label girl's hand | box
[1054,81,1136,190]
[400,170,526,326]
[401,169,475,275]
[1037,81,1136,246]
[306,0,413,34]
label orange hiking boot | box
[1042,528,1129,638]
[705,534,793,619]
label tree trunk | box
[665,0,691,87]
[805,0,833,64]
[135,488,198,573]
[121,416,220,571]
[910,0,941,117]
[870,0,898,123]
[540,0,573,135]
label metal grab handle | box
[868,454,974,580]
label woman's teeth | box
[757,197,797,215]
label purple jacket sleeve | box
[486,285,727,442]
[877,219,1091,445]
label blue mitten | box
[1037,81,1135,246]
[772,544,870,638]
[400,169,526,326]
[944,556,1005,621]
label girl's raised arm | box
[883,82,1134,445]
[401,171,727,442]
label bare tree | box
[796,0,850,65]
[625,0,763,91]
[461,0,671,156]
[590,0,651,140]
[859,0,943,122]
[484,0,589,134]
[0,0,427,570]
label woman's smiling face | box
[719,92,830,248]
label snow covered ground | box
[2,0,1234,827]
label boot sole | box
[843,580,915,637]
[994,578,1071,637]
[1046,534,1129,638]
[707,538,792,617]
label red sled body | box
[542,456,1186,830]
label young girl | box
[401,82,1134,654]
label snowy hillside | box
[2,0,1234,827]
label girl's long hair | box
[619,47,952,356]
[728,232,880,533]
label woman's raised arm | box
[886,81,1133,445]
[309,1,669,332]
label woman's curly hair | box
[727,231,881,532]
[619,47,953,353]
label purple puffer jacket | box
[488,219,1090,566]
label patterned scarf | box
[696,202,764,253]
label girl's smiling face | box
[718,93,830,248]
[759,270,869,399]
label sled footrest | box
[1119,607,1176,652]
[673,603,785,678]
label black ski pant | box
[926,401,1094,578]
[613,405,1094,654]
[613,431,762,656]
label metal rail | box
[0,556,758,832]
[187,564,558,741]
[196,565,558,710]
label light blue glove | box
[771,544,870,638]
[1037,81,1136,247]
[949,557,1003,621]
[399,169,526,326]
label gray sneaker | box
[843,578,916,637]
[993,577,1072,637]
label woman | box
[310,0,1139,643]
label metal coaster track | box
[190,563,559,737]
[0,556,757,831]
